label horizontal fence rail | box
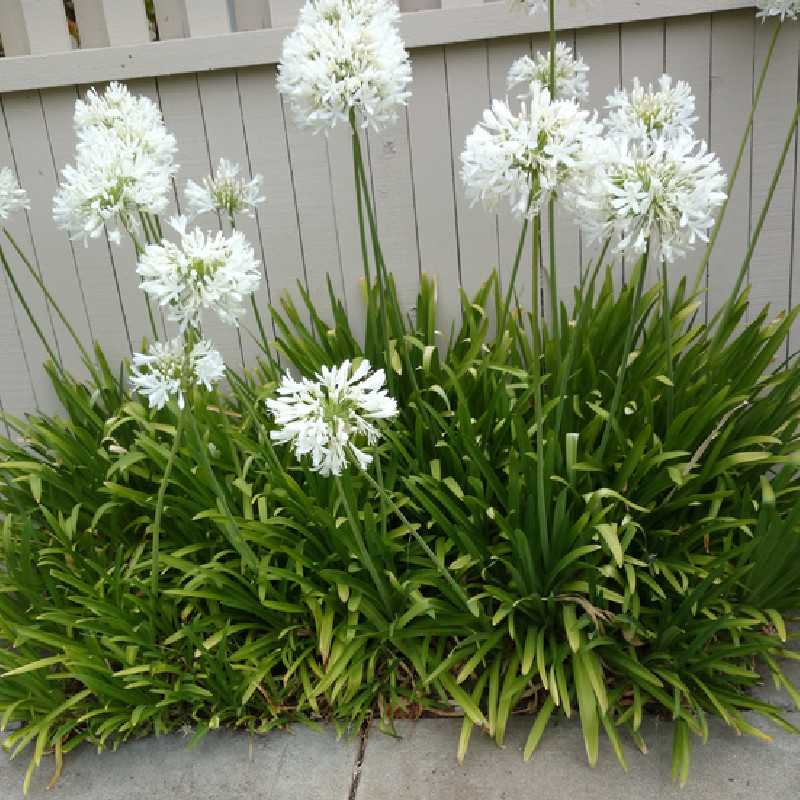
[0,0,757,91]
[0,3,798,430]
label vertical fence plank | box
[575,23,621,279]
[325,125,367,341]
[182,0,232,37]
[153,0,188,39]
[74,0,151,48]
[2,91,91,380]
[157,72,244,368]
[0,121,38,421]
[665,14,712,302]
[406,46,462,333]
[366,109,421,315]
[0,97,61,414]
[749,18,799,328]
[0,0,71,57]
[195,69,271,365]
[707,10,755,320]
[235,65,307,337]
[232,0,270,31]
[444,40,496,299]
[268,0,302,28]
[281,117,342,320]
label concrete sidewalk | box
[2,709,799,799]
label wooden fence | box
[0,0,797,421]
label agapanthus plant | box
[276,0,412,131]
[130,337,225,410]
[185,158,265,221]
[605,75,697,143]
[136,216,261,331]
[53,82,177,245]
[756,0,800,20]
[267,359,398,476]
[566,132,727,262]
[507,43,590,103]
[461,87,601,218]
[0,167,29,220]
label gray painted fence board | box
[749,18,798,329]
[405,46,462,332]
[707,10,755,320]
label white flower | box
[184,158,265,220]
[506,0,547,13]
[137,216,261,331]
[461,87,601,218]
[0,168,29,219]
[565,133,727,263]
[130,338,225,410]
[53,82,177,245]
[267,359,398,476]
[605,75,697,143]
[756,1,800,20]
[507,43,589,102]
[276,0,412,132]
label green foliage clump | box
[1,265,799,790]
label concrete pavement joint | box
[348,720,370,800]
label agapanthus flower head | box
[606,75,697,143]
[0,168,30,220]
[507,43,590,102]
[184,158,265,220]
[461,87,601,218]
[565,133,727,263]
[53,82,177,245]
[756,1,800,21]
[130,337,225,410]
[506,0,547,14]
[267,359,398,476]
[276,0,412,132]
[136,216,261,331]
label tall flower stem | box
[0,244,60,369]
[122,217,160,342]
[660,257,674,426]
[151,405,185,600]
[3,229,92,366]
[359,466,478,617]
[498,193,533,335]
[531,215,549,563]
[712,94,800,341]
[547,0,561,363]
[597,246,650,460]
[350,111,373,290]
[693,19,782,296]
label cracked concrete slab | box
[356,713,800,800]
[0,726,358,800]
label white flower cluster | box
[506,0,547,14]
[756,1,800,21]
[0,167,29,220]
[461,86,601,217]
[268,359,398,476]
[507,43,590,103]
[605,75,697,143]
[53,82,177,245]
[184,158,265,220]
[276,0,412,132]
[137,216,261,331]
[130,338,225,410]
[564,74,726,263]
[566,134,727,262]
